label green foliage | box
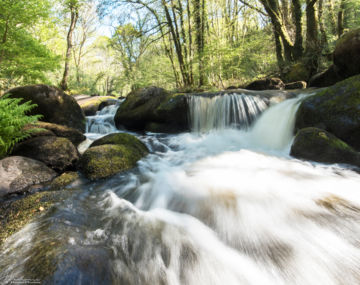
[0,95,42,158]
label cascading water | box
[1,93,360,285]
[188,93,268,132]
[86,99,124,134]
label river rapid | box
[1,94,360,285]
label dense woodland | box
[0,0,359,95]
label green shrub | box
[0,95,42,158]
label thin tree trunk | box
[292,0,303,59]
[60,6,79,91]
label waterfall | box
[86,99,124,134]
[188,93,268,132]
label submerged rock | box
[12,136,79,173]
[296,75,360,150]
[79,133,148,180]
[0,156,57,198]
[5,85,86,132]
[26,122,86,146]
[49,171,80,191]
[245,78,285,91]
[290,128,360,167]
[114,86,188,133]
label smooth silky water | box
[1,93,360,285]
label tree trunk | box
[305,0,320,76]
[60,6,79,91]
[292,0,303,59]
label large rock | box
[79,133,148,180]
[12,136,79,172]
[5,85,86,132]
[114,87,188,133]
[0,156,57,198]
[296,75,360,150]
[245,78,285,91]
[25,122,86,146]
[333,28,360,79]
[290,128,360,167]
[310,29,360,87]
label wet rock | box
[79,144,147,180]
[12,136,79,173]
[0,190,71,246]
[5,85,86,132]
[309,65,343,87]
[114,86,188,133]
[77,96,115,116]
[49,171,79,191]
[90,133,148,155]
[296,74,360,150]
[26,122,86,146]
[285,81,307,90]
[245,78,285,91]
[98,99,118,111]
[0,156,57,198]
[290,127,360,167]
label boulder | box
[98,99,118,111]
[76,96,115,116]
[309,65,343,87]
[114,86,188,133]
[333,28,360,78]
[12,136,79,172]
[79,133,148,180]
[26,122,85,146]
[0,156,57,198]
[90,133,148,154]
[309,29,360,87]
[5,85,86,132]
[290,128,360,167]
[296,75,360,150]
[285,81,307,90]
[245,78,285,91]
[50,171,80,191]
[284,62,310,83]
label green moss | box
[50,172,79,191]
[0,191,70,246]
[90,133,148,156]
[80,144,147,180]
[78,96,114,108]
[285,62,310,82]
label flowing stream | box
[1,93,360,285]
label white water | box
[188,93,268,132]
[1,94,360,284]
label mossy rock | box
[114,86,189,133]
[49,171,79,191]
[0,190,70,246]
[295,74,360,150]
[90,133,148,155]
[5,85,86,132]
[245,78,285,90]
[333,28,360,78]
[12,136,80,173]
[290,127,360,167]
[77,96,115,116]
[79,144,148,180]
[285,62,310,83]
[26,122,86,146]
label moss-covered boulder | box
[5,85,86,132]
[333,28,360,79]
[90,133,148,153]
[49,171,79,191]
[12,136,79,172]
[26,122,86,146]
[284,62,310,83]
[290,127,360,167]
[295,75,360,150]
[0,190,71,246]
[114,86,188,133]
[79,144,147,180]
[245,78,285,91]
[0,156,57,198]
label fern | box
[0,95,42,159]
